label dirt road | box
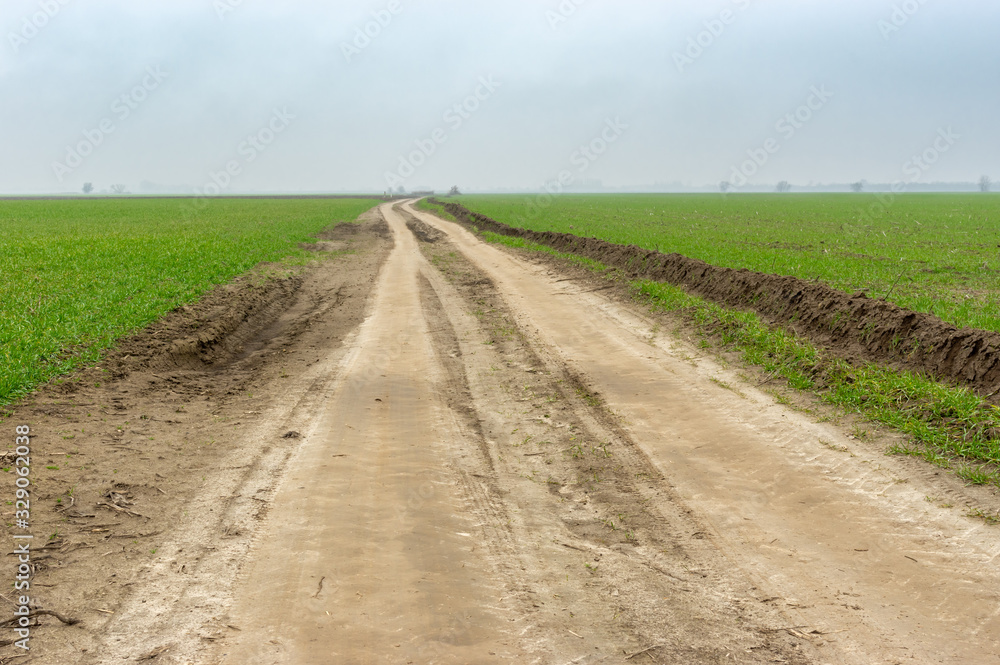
[215,200,1000,664]
[20,201,997,663]
[214,203,516,663]
[207,202,816,664]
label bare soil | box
[2,201,998,664]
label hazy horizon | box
[2,0,997,195]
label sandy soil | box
[4,201,999,664]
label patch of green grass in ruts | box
[475,229,1000,490]
[455,193,1000,333]
[0,197,378,407]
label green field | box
[454,194,1000,333]
[0,197,378,407]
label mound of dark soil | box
[434,199,1000,399]
[399,206,444,244]
[103,216,387,378]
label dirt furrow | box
[433,199,1000,397]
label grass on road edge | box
[416,198,457,221]
[476,228,1000,498]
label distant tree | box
[448,185,461,197]
[850,180,866,193]
[719,181,731,194]
[980,175,992,193]
[395,186,405,195]
[110,184,127,195]
[776,181,792,193]
[82,182,94,194]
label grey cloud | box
[1,0,996,194]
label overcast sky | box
[1,0,997,194]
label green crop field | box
[454,194,1000,334]
[0,197,378,407]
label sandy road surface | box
[405,202,1000,664]
[66,197,992,664]
[215,204,515,663]
[208,203,815,664]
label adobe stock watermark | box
[546,0,587,30]
[384,76,501,189]
[725,85,833,190]
[214,0,244,21]
[878,0,930,41]
[11,425,32,652]
[7,0,72,54]
[673,0,751,73]
[51,65,169,184]
[341,1,403,63]
[517,117,629,222]
[857,126,960,222]
[181,107,295,217]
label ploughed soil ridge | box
[433,199,1000,398]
